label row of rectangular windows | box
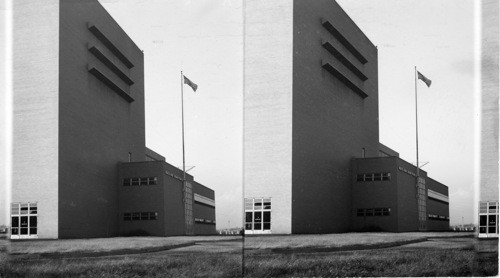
[123,177,158,186]
[244,198,271,211]
[479,202,498,214]
[356,173,391,182]
[123,212,158,221]
[11,203,37,215]
[357,208,390,216]
[194,218,216,224]
[428,214,449,221]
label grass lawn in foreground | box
[243,232,473,250]
[243,248,497,277]
[3,253,243,277]
[2,241,495,277]
[10,235,241,255]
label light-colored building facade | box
[478,0,498,239]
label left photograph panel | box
[2,0,243,276]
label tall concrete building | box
[11,0,215,239]
[244,0,449,234]
[478,0,498,239]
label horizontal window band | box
[427,189,449,203]
[321,19,367,64]
[427,196,449,204]
[88,66,134,103]
[194,193,215,207]
[88,23,134,69]
[322,62,368,99]
[194,218,216,224]
[89,45,134,86]
[322,41,367,81]
[194,200,216,208]
[195,222,216,225]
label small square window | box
[374,208,383,216]
[382,173,391,181]
[20,205,28,215]
[124,213,131,221]
[365,209,374,216]
[149,212,158,220]
[244,199,253,210]
[374,173,382,181]
[356,174,364,182]
[131,178,140,186]
[123,179,131,186]
[357,209,364,217]
[148,177,158,185]
[29,205,37,215]
[382,208,390,216]
[365,174,374,182]
[132,213,140,220]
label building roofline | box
[95,0,143,53]
[333,0,377,49]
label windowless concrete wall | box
[243,0,294,234]
[13,0,60,239]
[291,0,379,233]
[58,0,145,238]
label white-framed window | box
[245,198,271,233]
[479,201,499,238]
[11,202,38,239]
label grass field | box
[243,248,497,277]
[2,233,496,277]
[2,253,243,277]
[243,232,473,250]
[10,236,241,255]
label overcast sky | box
[338,0,477,226]
[0,0,481,228]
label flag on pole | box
[417,71,432,87]
[183,76,198,92]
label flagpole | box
[414,66,421,231]
[181,70,188,235]
[414,66,419,179]
[181,71,186,183]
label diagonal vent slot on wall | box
[322,62,368,99]
[322,41,367,81]
[88,23,134,69]
[321,19,367,64]
[88,66,135,103]
[89,45,134,86]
